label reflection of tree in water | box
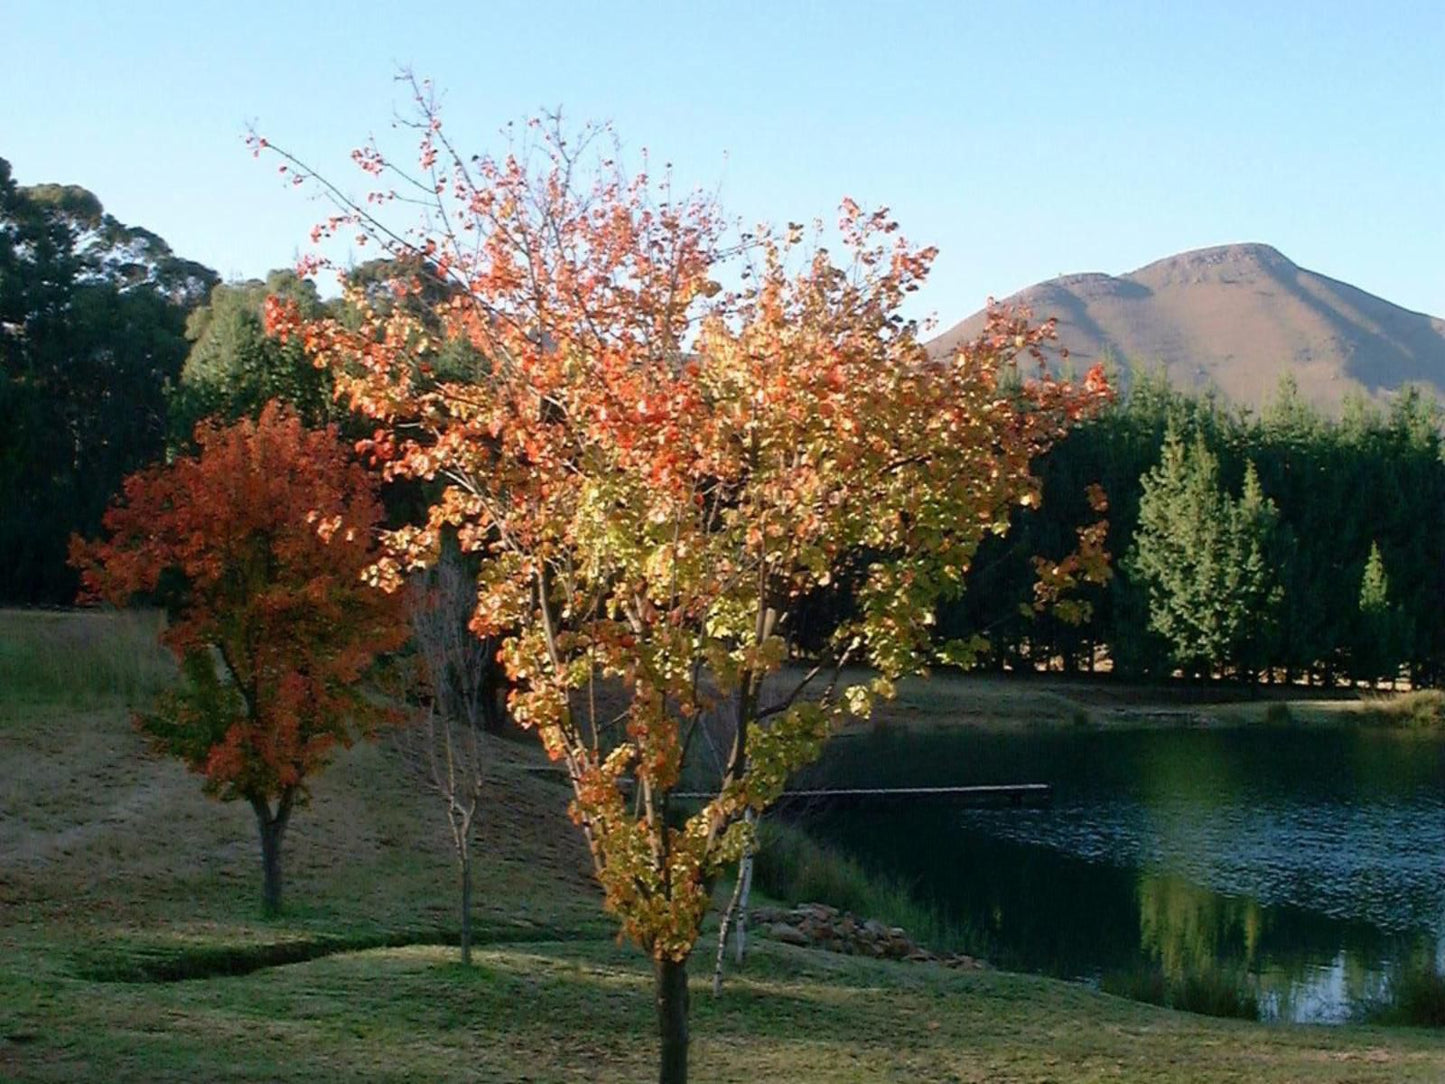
[1128,731,1436,1020]
[1137,870,1265,980]
[800,725,1445,1020]
[1134,869,1429,1021]
[1131,731,1264,997]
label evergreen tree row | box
[938,371,1444,687]
[0,156,478,605]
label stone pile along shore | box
[749,903,988,970]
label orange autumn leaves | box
[260,105,1112,963]
[70,404,407,803]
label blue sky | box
[4,0,1441,324]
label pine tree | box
[1230,462,1284,680]
[1126,428,1281,679]
[1352,542,1409,686]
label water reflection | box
[1137,871,1262,979]
[796,725,1445,1022]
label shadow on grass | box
[72,923,608,983]
[1100,964,1260,1020]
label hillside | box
[928,244,1445,411]
[6,610,1445,1081]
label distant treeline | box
[1,158,359,604]
[1,158,217,602]
[5,159,1441,688]
[924,372,1445,687]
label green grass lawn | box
[4,609,1444,1082]
[814,664,1432,733]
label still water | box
[797,724,1445,1022]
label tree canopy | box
[260,94,1110,1082]
[71,403,409,915]
[0,156,218,603]
[1126,430,1280,677]
[169,269,334,439]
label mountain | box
[927,244,1445,411]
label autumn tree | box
[71,403,408,916]
[259,87,1109,1083]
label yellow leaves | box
[738,635,787,676]
[262,107,1113,975]
[842,683,872,718]
[602,743,635,777]
[707,813,757,867]
[642,542,674,586]
[1028,489,1113,625]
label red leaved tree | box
[71,402,409,916]
[259,85,1110,1082]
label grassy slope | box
[3,610,1444,1082]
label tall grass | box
[1357,690,1445,729]
[0,608,175,706]
[749,819,971,954]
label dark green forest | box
[932,373,1445,687]
[4,159,1440,687]
[0,158,217,602]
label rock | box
[942,953,987,970]
[769,922,810,946]
[885,935,913,959]
[798,902,839,921]
[751,904,990,971]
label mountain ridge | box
[927,244,1445,410]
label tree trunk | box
[250,790,294,918]
[654,954,690,1084]
[460,851,474,966]
[712,808,758,995]
[734,842,754,966]
[480,656,506,734]
[713,852,748,996]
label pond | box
[793,723,1445,1022]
